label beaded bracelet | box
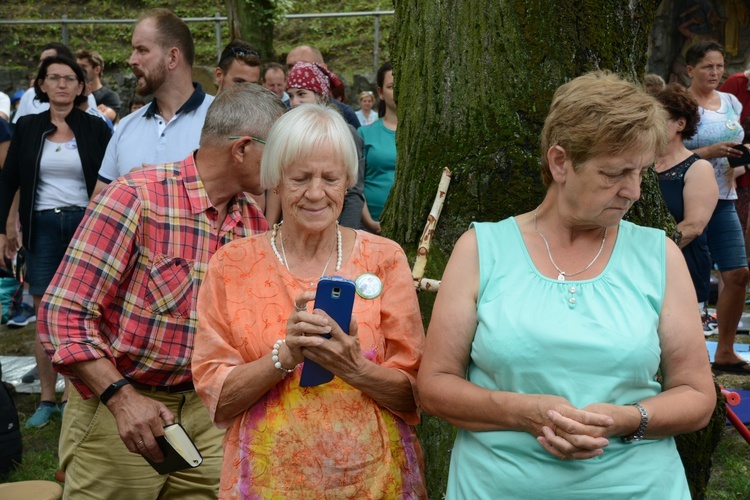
[272,339,299,378]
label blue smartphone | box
[299,276,356,387]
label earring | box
[273,189,278,194]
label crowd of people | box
[0,6,745,499]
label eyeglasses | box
[220,46,261,67]
[46,74,79,84]
[229,135,266,144]
[231,46,260,59]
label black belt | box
[35,206,85,214]
[127,379,195,394]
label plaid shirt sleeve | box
[38,183,142,397]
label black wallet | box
[728,145,750,168]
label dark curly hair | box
[655,83,700,140]
[33,55,87,106]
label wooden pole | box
[412,167,452,292]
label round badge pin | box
[355,273,382,299]
[726,119,739,131]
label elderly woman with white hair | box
[192,104,426,499]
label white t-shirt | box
[35,138,89,210]
[98,86,213,182]
[0,92,10,120]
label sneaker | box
[25,403,60,428]
[7,303,36,328]
[21,365,38,384]
[702,312,718,337]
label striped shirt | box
[38,152,268,398]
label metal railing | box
[0,9,395,73]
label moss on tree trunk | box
[225,0,276,59]
[389,0,722,497]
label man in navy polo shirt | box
[92,8,214,198]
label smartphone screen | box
[299,277,356,387]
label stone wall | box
[647,0,750,84]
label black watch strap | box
[621,402,648,443]
[99,379,131,406]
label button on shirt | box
[38,152,268,398]
[97,83,214,182]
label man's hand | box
[106,386,175,463]
[97,104,117,122]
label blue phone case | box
[299,276,356,387]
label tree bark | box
[389,0,721,497]
[225,0,276,59]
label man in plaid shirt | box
[38,84,285,498]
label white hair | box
[260,103,358,190]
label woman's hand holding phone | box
[299,277,357,386]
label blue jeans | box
[25,207,85,296]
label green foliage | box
[0,0,393,80]
[0,0,229,70]
[276,0,393,79]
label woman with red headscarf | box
[265,61,365,230]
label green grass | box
[1,324,749,494]
[707,428,750,500]
[0,321,63,484]
[7,390,62,483]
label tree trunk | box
[389,1,722,497]
[225,0,276,59]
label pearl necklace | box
[533,208,607,281]
[270,221,342,276]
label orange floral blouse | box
[193,230,426,499]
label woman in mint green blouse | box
[418,72,715,499]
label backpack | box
[0,275,23,324]
[0,363,22,479]
[0,253,24,324]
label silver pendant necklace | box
[533,208,607,281]
[270,221,342,276]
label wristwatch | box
[621,402,649,443]
[99,378,131,406]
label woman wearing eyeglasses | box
[0,55,111,427]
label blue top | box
[683,91,743,200]
[0,117,11,143]
[98,84,214,182]
[657,154,711,302]
[358,119,396,221]
[355,109,378,126]
[446,218,690,499]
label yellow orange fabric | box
[193,230,426,499]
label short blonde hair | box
[261,104,358,190]
[540,71,668,187]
